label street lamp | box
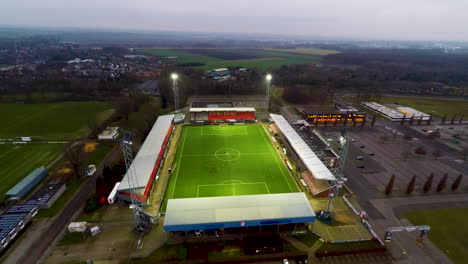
[265,74,272,113]
[171,73,179,113]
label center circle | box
[215,148,240,162]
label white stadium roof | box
[362,102,404,120]
[270,114,336,181]
[164,193,315,231]
[396,106,430,120]
[189,107,256,112]
[118,114,174,192]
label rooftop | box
[270,114,336,181]
[164,193,315,232]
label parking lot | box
[318,126,466,194]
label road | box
[18,176,96,264]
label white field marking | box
[220,180,244,184]
[258,125,293,192]
[171,129,188,199]
[182,152,270,157]
[200,126,248,136]
[197,182,269,197]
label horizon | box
[2,0,468,42]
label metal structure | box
[320,129,349,222]
[171,73,179,113]
[265,74,272,113]
[120,132,153,236]
[384,225,430,242]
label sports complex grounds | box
[161,125,298,211]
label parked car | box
[359,145,365,148]
[368,152,375,156]
[356,156,363,160]
[357,165,365,169]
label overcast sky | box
[2,0,468,41]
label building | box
[28,181,66,209]
[163,193,315,232]
[270,114,335,197]
[362,102,430,121]
[207,68,231,80]
[98,127,120,140]
[116,114,175,204]
[190,107,256,123]
[0,203,38,252]
[297,108,366,124]
[6,168,48,200]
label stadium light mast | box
[265,74,272,113]
[171,73,179,113]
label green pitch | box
[0,143,64,197]
[161,125,298,211]
[0,102,114,139]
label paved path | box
[368,194,468,264]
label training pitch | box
[161,125,298,211]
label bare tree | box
[371,115,376,126]
[64,141,84,178]
[436,173,448,192]
[422,173,434,193]
[385,174,396,195]
[451,174,463,191]
[406,175,416,194]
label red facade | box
[208,111,255,121]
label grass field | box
[0,101,114,139]
[161,125,298,211]
[378,96,468,117]
[403,208,468,264]
[265,48,341,56]
[0,143,64,197]
[140,48,321,70]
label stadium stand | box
[117,114,175,203]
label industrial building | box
[163,193,315,232]
[297,108,366,124]
[0,203,38,252]
[6,168,48,200]
[116,114,175,203]
[362,102,430,121]
[206,68,231,80]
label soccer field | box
[0,143,64,197]
[161,125,298,211]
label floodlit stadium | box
[114,109,349,235]
[161,124,298,211]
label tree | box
[427,115,432,125]
[64,141,84,178]
[385,174,396,195]
[451,174,463,191]
[436,173,448,192]
[406,175,416,194]
[371,115,376,126]
[450,114,457,124]
[422,173,434,193]
[400,114,406,125]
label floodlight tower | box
[121,132,153,235]
[265,74,272,113]
[171,73,179,113]
[325,129,349,216]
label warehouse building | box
[6,168,48,200]
[0,203,38,252]
[117,114,175,203]
[164,193,315,232]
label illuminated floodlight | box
[266,74,272,81]
[171,73,178,80]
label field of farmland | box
[378,96,468,117]
[265,48,341,56]
[0,143,64,197]
[139,48,322,70]
[0,101,114,139]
